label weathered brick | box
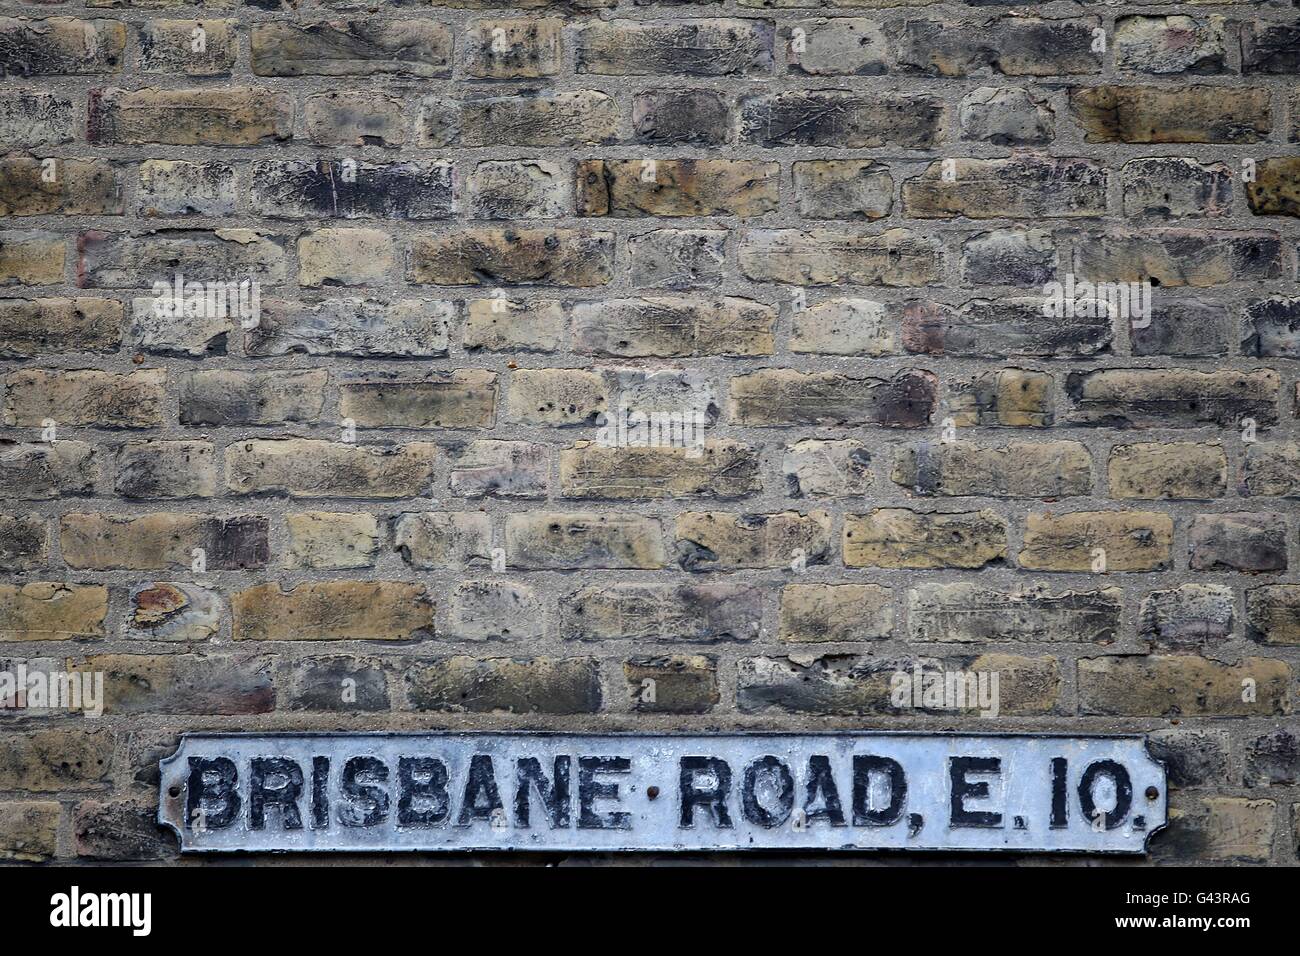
[285,512,380,570]
[624,656,718,714]
[338,369,497,428]
[1145,729,1231,789]
[908,584,1121,644]
[138,160,236,217]
[178,369,327,426]
[1130,301,1232,357]
[892,440,1092,499]
[89,88,291,146]
[738,654,1058,716]
[114,439,217,499]
[465,298,564,352]
[60,513,268,571]
[1079,655,1289,717]
[1248,584,1300,647]
[898,17,1099,76]
[252,20,451,76]
[452,440,549,498]
[249,299,452,358]
[0,515,46,571]
[78,228,287,288]
[0,156,122,217]
[791,298,900,355]
[0,298,120,356]
[950,368,1054,427]
[739,91,943,147]
[72,654,273,715]
[1019,511,1173,572]
[845,508,1006,570]
[959,229,1057,287]
[468,160,568,220]
[128,295,231,357]
[507,512,665,569]
[786,18,886,75]
[1243,442,1300,497]
[1153,796,1275,863]
[729,368,936,427]
[1140,584,1235,649]
[577,159,777,218]
[405,657,601,714]
[1242,19,1300,73]
[139,18,236,75]
[1121,157,1232,218]
[632,89,729,146]
[738,228,941,286]
[0,17,125,74]
[0,802,60,862]
[571,296,775,357]
[304,90,407,147]
[902,299,1111,359]
[782,438,872,498]
[508,368,606,425]
[0,729,113,791]
[0,231,64,285]
[1189,512,1287,573]
[779,583,892,642]
[627,229,726,291]
[958,87,1053,145]
[233,581,434,641]
[392,512,492,569]
[903,156,1106,219]
[127,582,223,642]
[73,797,172,861]
[1065,369,1279,429]
[4,369,166,428]
[562,582,761,642]
[408,228,614,286]
[1243,297,1300,358]
[675,510,831,571]
[575,18,773,76]
[0,440,95,500]
[1115,15,1227,74]
[298,227,396,287]
[226,439,439,498]
[448,581,544,641]
[280,656,389,712]
[0,583,106,642]
[1246,157,1300,218]
[1108,442,1227,499]
[561,441,760,500]
[462,17,560,78]
[793,160,892,220]
[1069,85,1271,143]
[421,90,619,147]
[254,160,453,220]
[0,90,72,147]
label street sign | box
[160,732,1166,854]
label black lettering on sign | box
[311,756,330,830]
[339,755,389,827]
[515,756,571,829]
[578,756,631,829]
[1049,757,1068,830]
[1078,759,1133,830]
[398,756,450,828]
[458,754,504,826]
[679,756,734,829]
[852,755,906,826]
[741,756,794,828]
[186,756,240,830]
[949,756,1002,828]
[249,757,304,831]
[803,755,846,826]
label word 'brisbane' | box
[186,751,1136,832]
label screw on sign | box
[161,733,1167,854]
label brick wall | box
[1,0,1298,864]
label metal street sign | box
[159,732,1167,854]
